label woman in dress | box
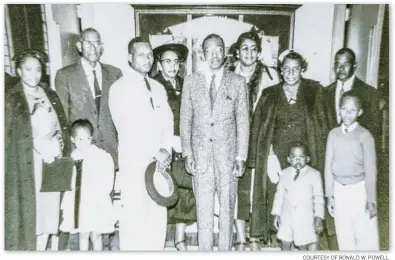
[228,31,280,251]
[152,42,196,251]
[5,49,71,250]
[246,50,328,249]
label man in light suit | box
[55,27,122,250]
[109,37,173,251]
[180,34,249,251]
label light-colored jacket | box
[271,165,325,220]
[180,69,249,175]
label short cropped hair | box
[340,90,362,110]
[128,36,150,54]
[70,119,94,137]
[288,141,310,157]
[79,27,101,42]
[335,48,356,64]
[201,34,225,50]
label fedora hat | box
[145,161,179,207]
[153,43,189,62]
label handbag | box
[171,156,193,190]
[40,157,74,192]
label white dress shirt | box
[336,74,355,123]
[81,58,103,97]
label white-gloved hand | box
[267,153,281,184]
[327,196,336,217]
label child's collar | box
[341,122,359,134]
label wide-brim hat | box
[145,161,179,207]
[153,43,189,62]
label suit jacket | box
[271,165,325,221]
[180,69,249,175]
[5,82,71,250]
[324,77,380,139]
[55,59,122,166]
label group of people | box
[5,26,381,252]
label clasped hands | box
[185,156,246,177]
[273,215,324,234]
[327,196,376,219]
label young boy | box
[271,142,324,251]
[325,91,379,250]
[60,119,116,251]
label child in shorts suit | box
[272,142,324,251]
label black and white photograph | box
[3,2,390,254]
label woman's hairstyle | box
[235,31,262,53]
[70,119,94,137]
[12,49,48,69]
[278,49,308,72]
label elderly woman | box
[246,50,328,249]
[228,31,280,251]
[5,50,71,250]
[152,42,196,251]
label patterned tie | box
[74,160,83,228]
[294,169,300,181]
[92,70,101,112]
[144,77,155,110]
[210,74,217,108]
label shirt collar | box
[341,122,359,134]
[81,58,101,75]
[129,66,148,80]
[161,72,176,87]
[205,66,224,81]
[337,74,355,91]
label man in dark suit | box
[55,27,122,251]
[323,47,380,250]
[325,48,380,140]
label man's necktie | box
[144,77,154,110]
[92,70,101,112]
[74,160,83,228]
[344,128,348,134]
[294,169,300,181]
[210,74,217,108]
[340,82,345,97]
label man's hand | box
[185,156,196,176]
[327,196,335,217]
[155,148,172,169]
[232,159,246,177]
[273,215,281,230]
[314,217,324,234]
[366,202,377,219]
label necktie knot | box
[294,169,300,181]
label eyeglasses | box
[160,59,181,65]
[81,41,103,48]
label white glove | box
[267,153,281,184]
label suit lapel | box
[75,60,98,124]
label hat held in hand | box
[145,161,179,207]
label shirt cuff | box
[235,157,246,161]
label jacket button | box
[209,138,213,142]
[211,123,214,126]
